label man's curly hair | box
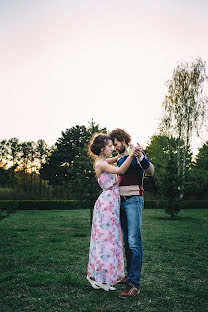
[109,128,131,144]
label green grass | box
[0,209,207,312]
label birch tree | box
[160,58,208,198]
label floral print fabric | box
[87,171,124,285]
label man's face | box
[113,138,126,154]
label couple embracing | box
[86,128,154,299]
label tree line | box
[0,58,208,213]
[0,138,49,196]
[0,123,207,202]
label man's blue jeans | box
[120,195,143,288]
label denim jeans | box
[120,195,144,288]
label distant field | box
[0,209,207,312]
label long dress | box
[87,171,124,285]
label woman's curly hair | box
[88,133,111,159]
[109,128,131,144]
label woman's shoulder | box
[95,159,105,169]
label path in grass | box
[0,209,207,312]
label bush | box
[0,200,92,211]
[165,199,182,217]
[0,200,18,220]
[144,200,167,209]
[182,200,208,209]
[144,200,208,209]
[0,199,207,211]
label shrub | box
[0,200,92,211]
[0,200,18,221]
[182,200,208,209]
[0,199,207,212]
[144,200,208,209]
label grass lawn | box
[0,209,207,312]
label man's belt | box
[120,195,137,201]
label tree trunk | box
[181,117,190,199]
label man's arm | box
[134,143,154,176]
[144,162,154,175]
[137,153,154,175]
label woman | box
[86,133,136,291]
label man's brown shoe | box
[117,275,128,285]
[119,283,140,299]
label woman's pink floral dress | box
[87,171,124,285]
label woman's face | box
[103,139,114,157]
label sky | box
[0,0,208,154]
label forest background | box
[1,58,208,217]
[0,118,207,203]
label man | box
[110,128,154,299]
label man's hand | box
[133,143,143,159]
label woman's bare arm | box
[106,155,119,164]
[95,150,135,177]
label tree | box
[0,139,8,168]
[0,167,13,187]
[145,135,192,198]
[145,135,172,196]
[0,139,16,187]
[7,138,21,186]
[187,141,208,198]
[19,142,31,191]
[161,148,182,217]
[36,139,49,194]
[160,58,208,198]
[27,141,37,192]
[40,121,106,203]
[40,125,89,191]
[195,141,208,170]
